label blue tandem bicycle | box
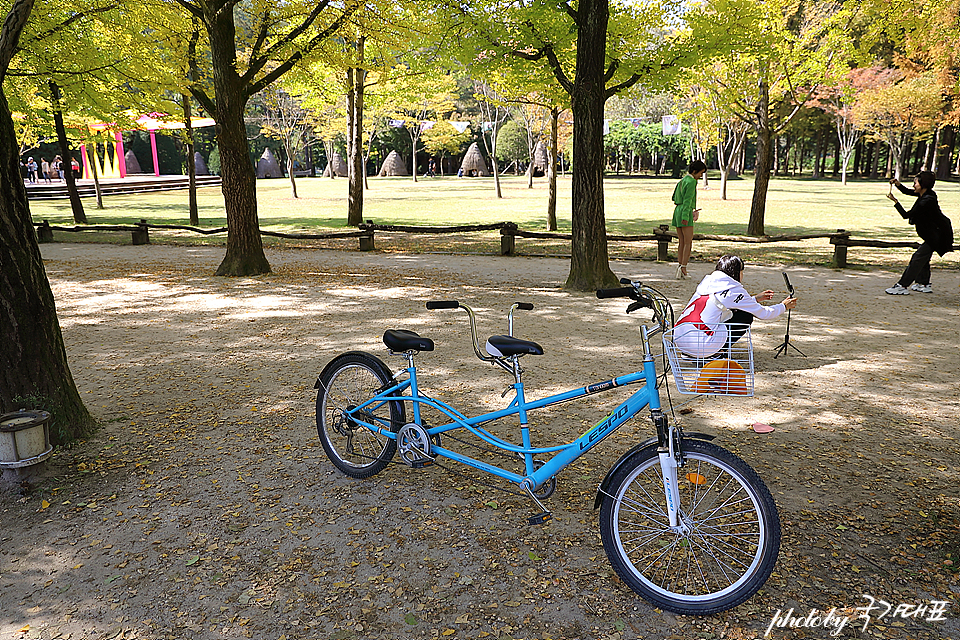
[315,280,780,615]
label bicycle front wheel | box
[599,440,780,615]
[316,352,405,478]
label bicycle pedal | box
[528,512,552,526]
[411,459,434,469]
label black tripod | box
[773,308,806,358]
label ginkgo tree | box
[9,0,175,223]
[689,0,856,236]
[387,69,458,182]
[157,0,361,276]
[682,63,751,199]
[860,0,960,179]
[253,87,313,199]
[854,72,943,181]
[1,0,95,443]
[443,0,703,290]
[421,120,471,176]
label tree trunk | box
[1,3,95,444]
[306,143,315,177]
[564,0,617,290]
[492,153,502,197]
[409,129,419,183]
[852,138,863,177]
[547,107,558,231]
[832,136,840,176]
[811,130,822,179]
[49,82,86,224]
[346,42,365,227]
[747,80,772,237]
[923,131,937,171]
[182,94,199,225]
[935,125,955,180]
[285,141,298,199]
[207,5,270,277]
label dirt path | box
[1,243,958,640]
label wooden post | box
[36,221,53,243]
[132,219,150,245]
[500,222,517,256]
[831,229,849,268]
[655,224,672,262]
[359,220,375,251]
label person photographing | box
[884,171,954,295]
[673,255,798,358]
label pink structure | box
[84,113,214,179]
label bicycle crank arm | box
[521,481,553,526]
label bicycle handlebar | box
[426,300,533,364]
[426,301,460,310]
[598,281,675,356]
[596,287,637,299]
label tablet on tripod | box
[782,271,795,297]
[774,272,805,358]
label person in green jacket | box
[671,159,707,279]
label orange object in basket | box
[692,359,749,395]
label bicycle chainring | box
[397,423,432,465]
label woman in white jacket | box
[673,255,797,357]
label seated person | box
[673,255,797,358]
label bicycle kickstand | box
[522,485,553,526]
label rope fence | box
[33,218,936,269]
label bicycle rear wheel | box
[316,352,405,478]
[599,440,780,615]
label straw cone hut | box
[459,142,488,177]
[322,152,348,177]
[194,152,209,176]
[532,140,548,176]
[124,150,143,174]
[257,148,282,178]
[378,150,409,176]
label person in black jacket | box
[884,171,955,295]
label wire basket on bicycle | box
[663,323,755,396]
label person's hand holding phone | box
[692,208,700,222]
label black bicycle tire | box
[598,440,780,615]
[316,352,404,478]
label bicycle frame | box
[343,324,684,529]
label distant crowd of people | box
[20,155,80,183]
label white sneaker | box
[885,284,910,295]
[909,283,932,293]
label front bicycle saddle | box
[485,335,543,357]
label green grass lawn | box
[28,172,960,269]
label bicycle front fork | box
[654,410,688,533]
